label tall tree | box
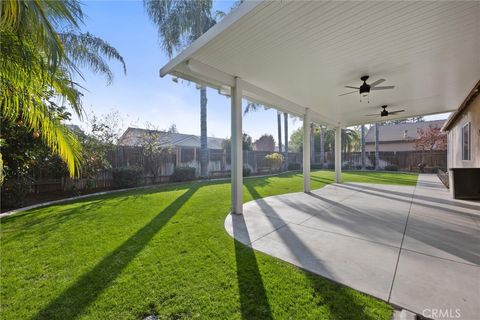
[144,0,216,178]
[1,0,126,178]
[253,134,275,152]
[361,124,366,170]
[320,125,325,164]
[310,123,315,163]
[375,123,380,170]
[277,112,282,153]
[283,112,289,169]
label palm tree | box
[361,124,366,169]
[1,0,126,177]
[283,112,289,169]
[310,123,316,163]
[375,123,380,170]
[144,0,216,178]
[277,112,282,153]
[319,125,325,165]
[341,128,359,153]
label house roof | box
[442,80,480,132]
[118,127,225,149]
[365,120,445,143]
[160,1,480,127]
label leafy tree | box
[167,123,178,133]
[139,124,174,181]
[144,0,217,178]
[1,0,126,178]
[253,134,275,152]
[222,133,253,151]
[1,103,71,207]
[415,125,447,151]
[87,110,124,146]
[289,127,359,153]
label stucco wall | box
[447,95,480,168]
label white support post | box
[335,126,342,183]
[231,77,243,214]
[303,109,311,193]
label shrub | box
[327,163,335,169]
[311,163,323,169]
[1,176,31,209]
[384,165,398,171]
[243,166,252,177]
[171,166,196,182]
[288,163,301,170]
[265,153,284,171]
[112,166,143,188]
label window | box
[462,122,471,160]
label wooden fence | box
[23,147,446,194]
[313,150,447,171]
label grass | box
[1,170,418,320]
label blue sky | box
[71,1,448,141]
[70,0,303,142]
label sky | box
[70,0,449,142]
[70,0,303,142]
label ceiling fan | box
[366,105,405,118]
[339,75,395,102]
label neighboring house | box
[118,127,225,150]
[117,127,227,175]
[442,81,480,168]
[365,120,446,152]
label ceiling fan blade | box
[370,79,386,87]
[344,86,359,89]
[338,91,357,96]
[388,110,405,115]
[371,86,395,90]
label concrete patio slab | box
[225,174,480,318]
[252,223,400,300]
[389,250,480,319]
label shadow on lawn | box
[233,219,273,319]
[33,184,200,320]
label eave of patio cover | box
[160,1,480,126]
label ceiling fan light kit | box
[339,75,395,104]
[365,105,405,118]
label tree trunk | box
[277,112,282,153]
[310,123,315,163]
[375,123,380,170]
[284,112,289,170]
[320,126,325,165]
[200,87,208,177]
[361,124,366,170]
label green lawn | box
[1,170,417,320]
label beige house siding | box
[446,94,480,168]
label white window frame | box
[461,122,471,160]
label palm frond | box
[60,32,127,85]
[144,0,214,58]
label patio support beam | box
[335,126,342,183]
[303,108,311,193]
[231,77,243,214]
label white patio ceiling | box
[161,1,480,127]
